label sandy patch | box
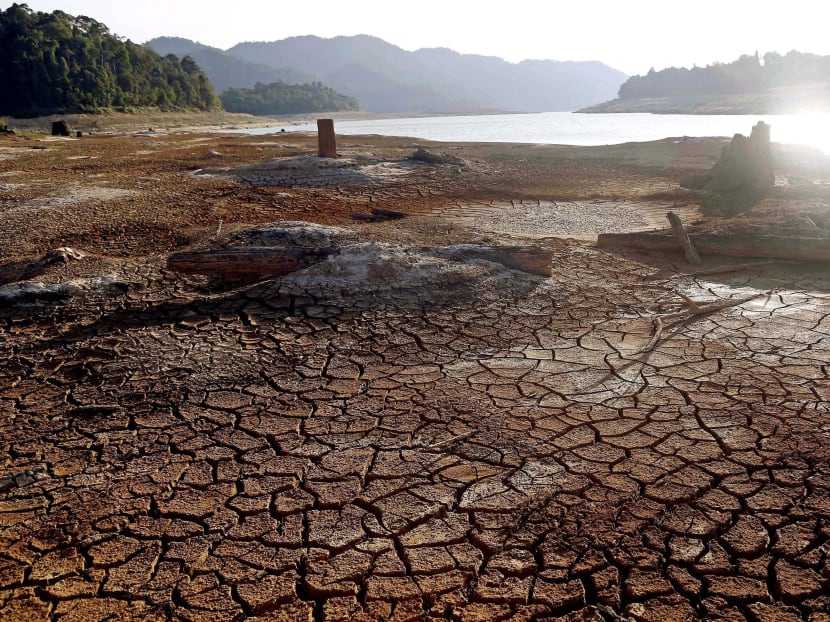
[3,186,136,216]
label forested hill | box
[226,35,627,113]
[148,34,627,114]
[618,52,829,99]
[146,37,311,94]
[0,4,221,117]
[220,81,358,115]
[146,38,360,115]
[582,52,830,114]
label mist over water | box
[242,111,830,154]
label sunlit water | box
[239,111,830,154]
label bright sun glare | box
[773,112,830,155]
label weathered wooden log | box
[167,246,337,277]
[667,211,701,265]
[597,231,830,263]
[452,246,553,277]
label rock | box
[689,122,775,216]
[43,247,86,265]
[0,276,128,306]
[410,147,464,166]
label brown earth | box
[2,124,830,621]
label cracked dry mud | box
[2,129,830,621]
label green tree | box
[0,4,222,117]
[220,80,359,115]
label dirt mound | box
[228,155,414,188]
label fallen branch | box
[674,290,701,313]
[637,316,664,354]
[639,290,771,352]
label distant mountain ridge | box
[146,37,313,94]
[146,34,627,113]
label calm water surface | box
[241,111,830,153]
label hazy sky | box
[8,0,827,75]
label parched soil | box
[2,126,830,621]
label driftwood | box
[667,211,701,265]
[636,290,771,354]
[167,246,337,277]
[597,231,830,263]
[451,246,553,277]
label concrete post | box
[317,118,337,158]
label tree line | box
[0,4,221,117]
[618,51,830,100]
[220,81,359,116]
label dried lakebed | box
[1,131,829,621]
[3,239,829,621]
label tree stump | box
[689,121,775,216]
[51,120,70,136]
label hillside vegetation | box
[220,81,358,115]
[0,4,220,117]
[582,51,830,114]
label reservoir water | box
[240,111,830,154]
